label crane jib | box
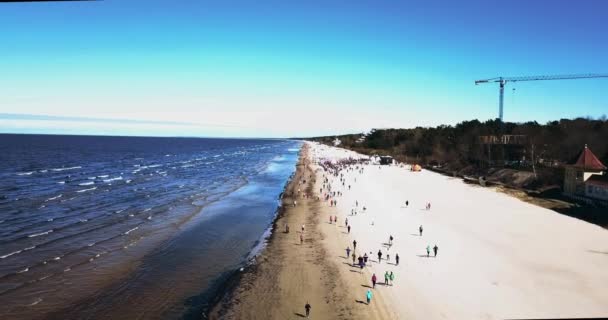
[474,73,608,121]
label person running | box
[371,273,377,288]
[384,271,389,285]
[419,225,423,236]
[366,289,373,305]
[395,253,400,265]
[353,240,357,251]
[347,225,351,233]
[389,271,395,286]
[433,244,438,257]
[426,245,431,257]
[305,302,311,318]
[377,250,383,263]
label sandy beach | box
[212,141,608,319]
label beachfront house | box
[379,156,394,165]
[563,145,607,199]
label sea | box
[0,134,301,319]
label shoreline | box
[209,143,357,319]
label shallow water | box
[0,134,300,319]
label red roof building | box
[564,145,606,197]
[569,144,607,171]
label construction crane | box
[475,73,608,122]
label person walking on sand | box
[363,253,368,264]
[389,235,393,245]
[405,200,409,207]
[372,273,377,288]
[426,245,431,257]
[345,218,348,226]
[352,252,356,266]
[300,234,303,245]
[433,244,438,257]
[301,224,305,233]
[419,225,423,236]
[366,289,373,305]
[377,250,383,263]
[347,225,351,233]
[395,253,400,265]
[389,271,395,286]
[346,246,351,258]
[353,240,357,251]
[305,302,311,318]
[384,271,389,285]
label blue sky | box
[1,0,607,137]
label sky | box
[1,0,607,138]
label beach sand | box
[212,142,608,319]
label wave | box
[16,171,34,176]
[87,176,96,180]
[1,250,22,259]
[97,175,109,178]
[51,166,82,172]
[76,187,97,193]
[126,180,132,183]
[28,230,53,238]
[45,194,62,201]
[79,181,94,186]
[124,226,139,235]
[57,181,66,184]
[28,298,43,306]
[103,176,122,183]
[17,267,29,273]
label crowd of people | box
[300,147,441,317]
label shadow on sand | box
[294,312,306,318]
[355,299,368,305]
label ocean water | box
[0,134,301,319]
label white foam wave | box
[17,267,29,273]
[28,298,42,306]
[79,181,94,186]
[17,171,34,176]
[28,230,53,238]
[103,176,122,183]
[45,194,62,201]
[57,181,66,184]
[1,250,22,259]
[97,175,109,178]
[76,187,97,193]
[124,226,139,235]
[51,166,81,172]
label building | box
[585,175,608,200]
[379,156,394,165]
[563,145,606,197]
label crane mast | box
[475,73,608,122]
